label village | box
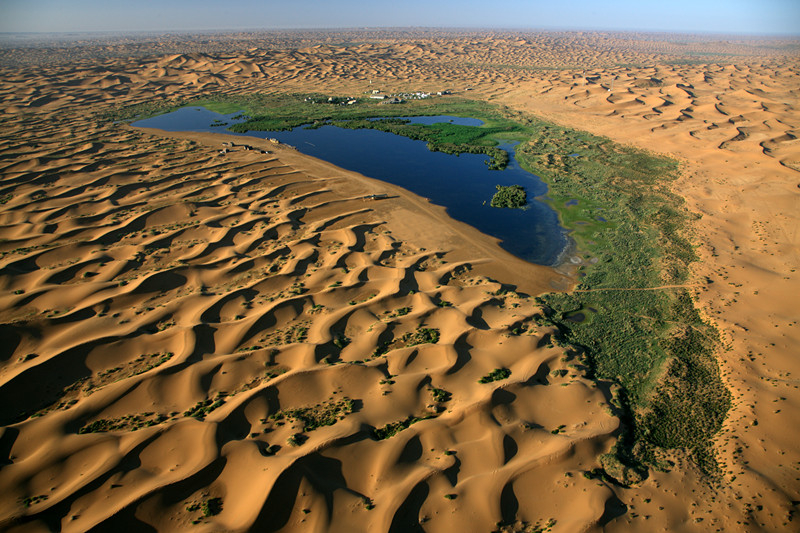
[303,87,453,107]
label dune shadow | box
[0,338,118,424]
[397,435,423,464]
[536,332,552,348]
[598,493,628,526]
[500,481,519,526]
[490,388,516,408]
[0,427,19,466]
[446,333,473,375]
[188,323,217,360]
[388,480,429,533]
[521,360,551,386]
[199,288,258,323]
[84,505,158,533]
[443,456,461,486]
[130,270,187,295]
[1,254,41,276]
[465,306,491,330]
[252,453,365,530]
[0,324,23,363]
[502,434,518,465]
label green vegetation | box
[333,332,350,349]
[514,114,730,478]
[183,394,227,420]
[373,415,430,440]
[267,397,356,432]
[287,434,306,447]
[492,518,557,533]
[404,327,440,346]
[429,386,451,403]
[373,326,440,357]
[21,495,48,507]
[95,352,175,383]
[78,412,169,433]
[479,368,512,384]
[490,184,527,208]
[187,497,223,524]
[261,323,309,346]
[387,306,411,318]
[328,117,511,169]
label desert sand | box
[0,30,797,532]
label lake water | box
[133,107,568,265]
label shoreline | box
[132,125,573,296]
[130,101,571,270]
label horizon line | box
[1,26,799,39]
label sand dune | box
[0,30,798,532]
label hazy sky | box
[1,0,798,35]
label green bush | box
[479,368,511,383]
[490,184,527,208]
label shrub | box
[479,368,511,383]
[490,185,527,208]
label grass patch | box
[183,394,227,420]
[267,396,357,432]
[21,495,48,507]
[404,327,440,346]
[327,117,513,169]
[373,415,430,440]
[429,386,451,403]
[78,412,169,433]
[479,368,511,384]
[186,496,223,523]
[373,326,440,357]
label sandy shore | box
[0,30,797,532]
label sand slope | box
[0,30,798,532]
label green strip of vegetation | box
[183,394,227,420]
[325,118,511,169]
[513,114,730,479]
[373,414,431,440]
[110,92,525,169]
[111,92,730,479]
[78,412,169,433]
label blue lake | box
[133,107,568,266]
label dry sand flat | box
[0,30,798,531]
